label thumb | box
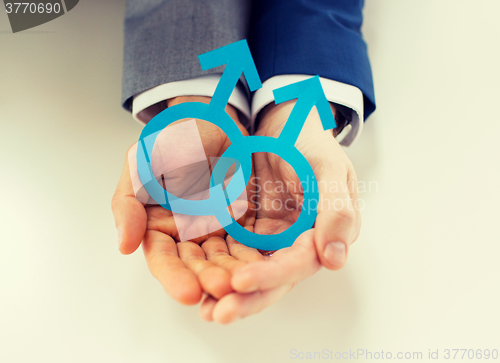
[111,147,147,254]
[313,167,360,270]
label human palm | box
[198,101,362,323]
[113,96,261,304]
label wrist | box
[256,100,339,139]
[151,96,244,130]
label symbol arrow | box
[273,76,336,145]
[198,39,262,110]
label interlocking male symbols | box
[136,40,336,251]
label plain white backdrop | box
[1,1,499,362]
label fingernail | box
[117,227,123,250]
[324,242,346,266]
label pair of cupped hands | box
[112,96,361,324]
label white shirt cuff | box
[131,74,364,146]
[251,75,364,146]
[131,74,251,126]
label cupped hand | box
[111,96,258,305]
[200,100,362,323]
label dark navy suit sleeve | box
[248,0,376,120]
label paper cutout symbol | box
[136,40,336,250]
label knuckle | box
[335,207,356,223]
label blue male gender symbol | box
[136,40,336,251]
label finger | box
[314,167,360,270]
[212,284,293,324]
[231,229,320,293]
[111,150,147,254]
[199,294,217,322]
[142,230,202,305]
[201,236,247,275]
[225,231,266,263]
[177,239,233,299]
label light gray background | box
[1,1,499,362]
